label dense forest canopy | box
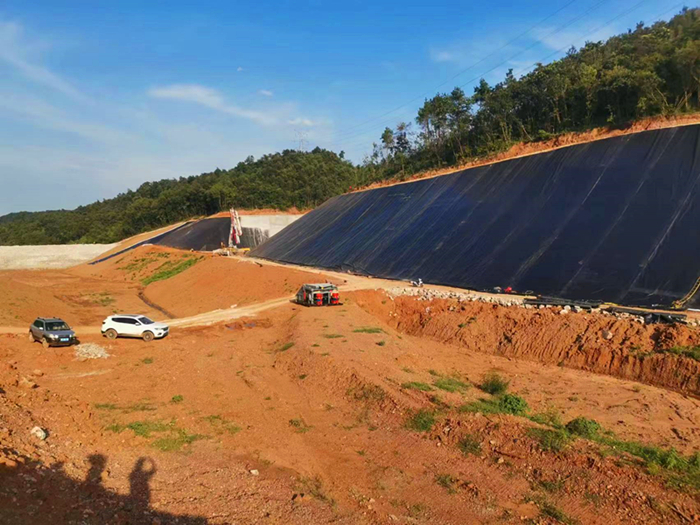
[2,8,700,245]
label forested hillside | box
[0,149,363,245]
[3,8,700,245]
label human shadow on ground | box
[0,449,207,524]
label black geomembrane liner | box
[251,125,700,309]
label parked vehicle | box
[295,283,340,306]
[29,317,78,348]
[101,315,169,342]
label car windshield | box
[46,322,70,331]
[138,316,154,325]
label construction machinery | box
[295,283,340,306]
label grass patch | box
[106,420,173,437]
[203,415,241,435]
[352,327,384,334]
[480,372,509,395]
[460,394,528,416]
[94,403,118,410]
[289,418,312,433]
[376,340,386,346]
[297,476,335,506]
[122,402,157,413]
[655,345,700,361]
[323,334,343,339]
[347,383,386,403]
[171,395,184,403]
[457,434,482,456]
[433,376,469,393]
[435,474,456,493]
[535,479,565,493]
[142,357,153,365]
[141,256,201,285]
[152,429,206,452]
[278,342,295,352]
[529,408,563,429]
[535,497,578,525]
[527,427,573,452]
[299,374,308,380]
[401,381,434,391]
[405,409,436,432]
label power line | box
[333,0,655,150]
[336,0,678,155]
[330,0,583,140]
[331,0,613,145]
[512,0,684,77]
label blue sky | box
[0,0,684,215]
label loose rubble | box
[30,426,47,440]
[385,286,700,327]
[386,286,525,307]
[74,343,110,360]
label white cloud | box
[149,84,324,129]
[237,66,244,72]
[258,89,273,97]
[148,84,279,126]
[0,19,85,101]
[287,117,317,127]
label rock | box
[30,427,47,440]
[1,457,17,468]
[602,330,613,340]
[496,457,505,464]
[32,369,44,377]
[559,309,569,315]
[19,377,38,389]
[249,469,259,476]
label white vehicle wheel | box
[142,331,154,342]
[104,328,118,340]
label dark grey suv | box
[29,317,78,348]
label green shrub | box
[480,373,509,395]
[528,428,572,452]
[457,434,481,456]
[565,417,601,439]
[498,394,528,415]
[406,409,436,432]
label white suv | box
[101,315,169,342]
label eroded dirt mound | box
[353,290,700,395]
[144,255,343,318]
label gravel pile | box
[386,286,525,307]
[74,343,110,359]
[384,286,699,327]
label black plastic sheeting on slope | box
[154,218,268,251]
[251,125,700,309]
[89,222,192,265]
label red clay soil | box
[353,291,700,396]
[1,288,699,524]
[144,255,343,318]
[357,113,700,193]
[0,268,163,327]
[354,291,700,395]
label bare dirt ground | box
[1,247,699,524]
